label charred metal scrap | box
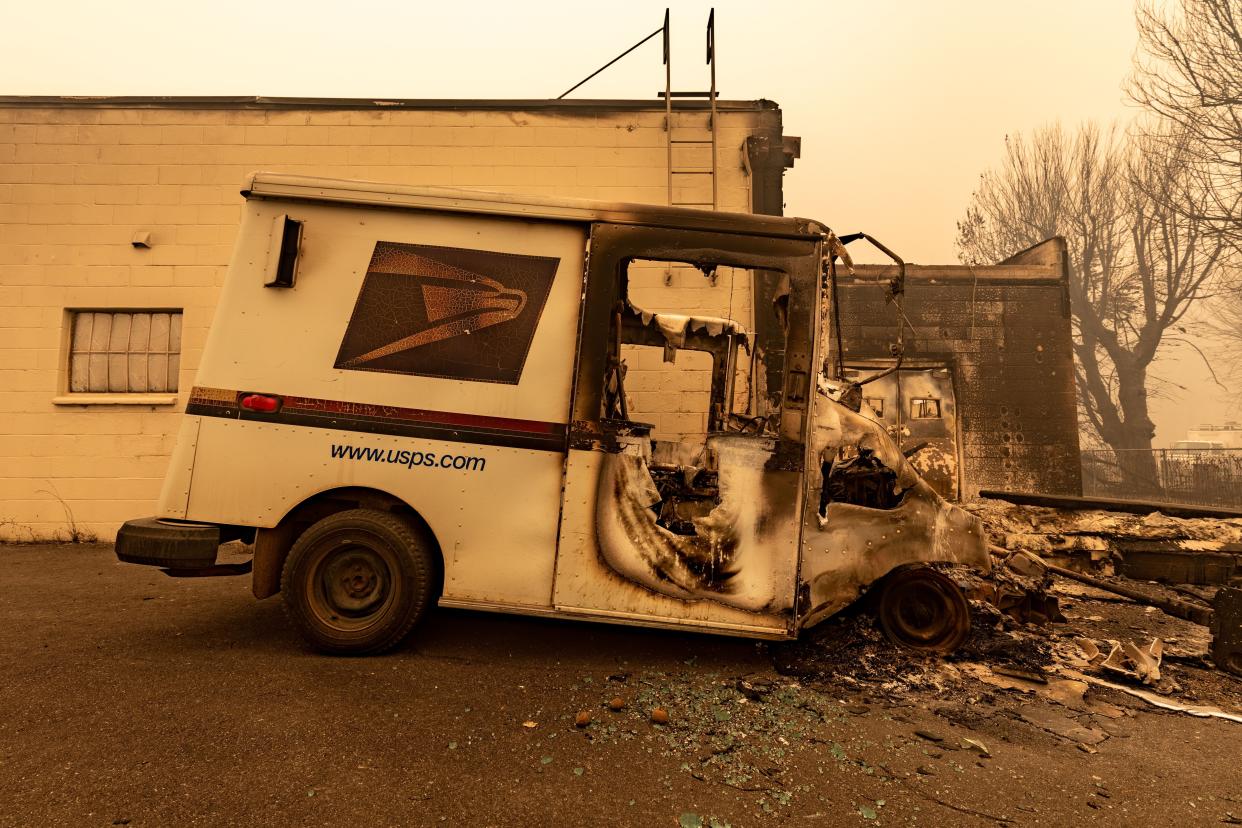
[799,380,990,628]
[592,303,797,614]
[597,434,788,613]
[591,367,993,637]
[587,239,1000,647]
[976,496,1242,677]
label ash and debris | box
[530,501,1241,823]
[771,597,1052,691]
[966,498,1242,564]
[563,662,1008,822]
[575,669,843,811]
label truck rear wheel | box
[280,508,435,655]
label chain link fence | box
[1081,449,1242,508]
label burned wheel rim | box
[877,567,971,654]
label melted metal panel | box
[593,434,798,614]
[848,366,961,500]
[799,385,990,628]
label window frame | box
[53,308,184,407]
[572,222,820,448]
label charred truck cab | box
[116,173,989,655]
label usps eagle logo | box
[335,242,560,384]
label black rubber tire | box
[280,508,435,655]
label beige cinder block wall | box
[0,97,793,540]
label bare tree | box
[1132,0,1242,398]
[1129,0,1242,249]
[957,124,1229,486]
[1205,284,1242,397]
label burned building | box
[831,238,1081,499]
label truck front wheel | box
[875,566,971,654]
[280,508,435,655]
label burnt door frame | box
[570,222,822,441]
[843,359,965,501]
[555,221,823,629]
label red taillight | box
[239,393,281,413]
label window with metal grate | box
[68,310,182,394]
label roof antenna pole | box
[707,8,718,210]
[664,8,673,207]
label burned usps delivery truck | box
[116,173,989,654]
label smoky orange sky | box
[4,0,1236,443]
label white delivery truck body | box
[117,173,989,654]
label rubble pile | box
[770,499,1242,723]
[771,599,1051,690]
[966,498,1242,580]
[534,501,1242,824]
[542,498,1242,823]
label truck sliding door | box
[551,223,822,637]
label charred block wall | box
[835,246,1082,498]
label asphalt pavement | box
[1,544,1239,827]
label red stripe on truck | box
[185,386,568,452]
